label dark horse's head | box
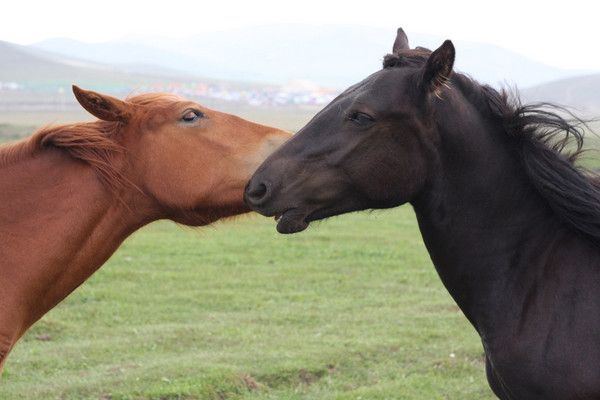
[245,29,456,233]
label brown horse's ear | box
[420,40,455,96]
[72,85,131,122]
[392,28,410,53]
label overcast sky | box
[2,0,599,70]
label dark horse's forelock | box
[382,51,430,69]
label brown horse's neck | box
[0,148,154,367]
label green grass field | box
[0,208,494,400]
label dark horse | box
[245,29,600,399]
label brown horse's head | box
[244,29,455,233]
[72,86,290,225]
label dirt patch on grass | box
[240,374,263,391]
[256,365,330,389]
[22,319,68,342]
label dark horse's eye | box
[348,111,374,125]
[180,109,204,123]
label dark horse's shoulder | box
[485,335,600,400]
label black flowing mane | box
[384,50,600,244]
[454,75,600,244]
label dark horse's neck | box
[411,90,567,338]
[409,82,600,399]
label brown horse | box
[0,86,289,370]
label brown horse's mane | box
[0,92,183,191]
[0,120,126,191]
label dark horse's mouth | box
[275,208,310,234]
[274,204,362,234]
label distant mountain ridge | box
[0,39,194,90]
[2,26,600,116]
[522,74,600,116]
[32,24,592,89]
[0,40,334,114]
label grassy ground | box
[0,208,493,399]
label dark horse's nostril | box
[252,183,268,198]
[244,180,272,207]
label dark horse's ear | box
[392,28,410,53]
[72,85,131,122]
[420,40,455,96]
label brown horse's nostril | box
[244,180,272,207]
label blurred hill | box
[32,24,590,89]
[2,25,600,136]
[0,40,192,89]
[522,74,600,116]
[0,40,327,136]
[0,39,334,114]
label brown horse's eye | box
[180,110,204,123]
